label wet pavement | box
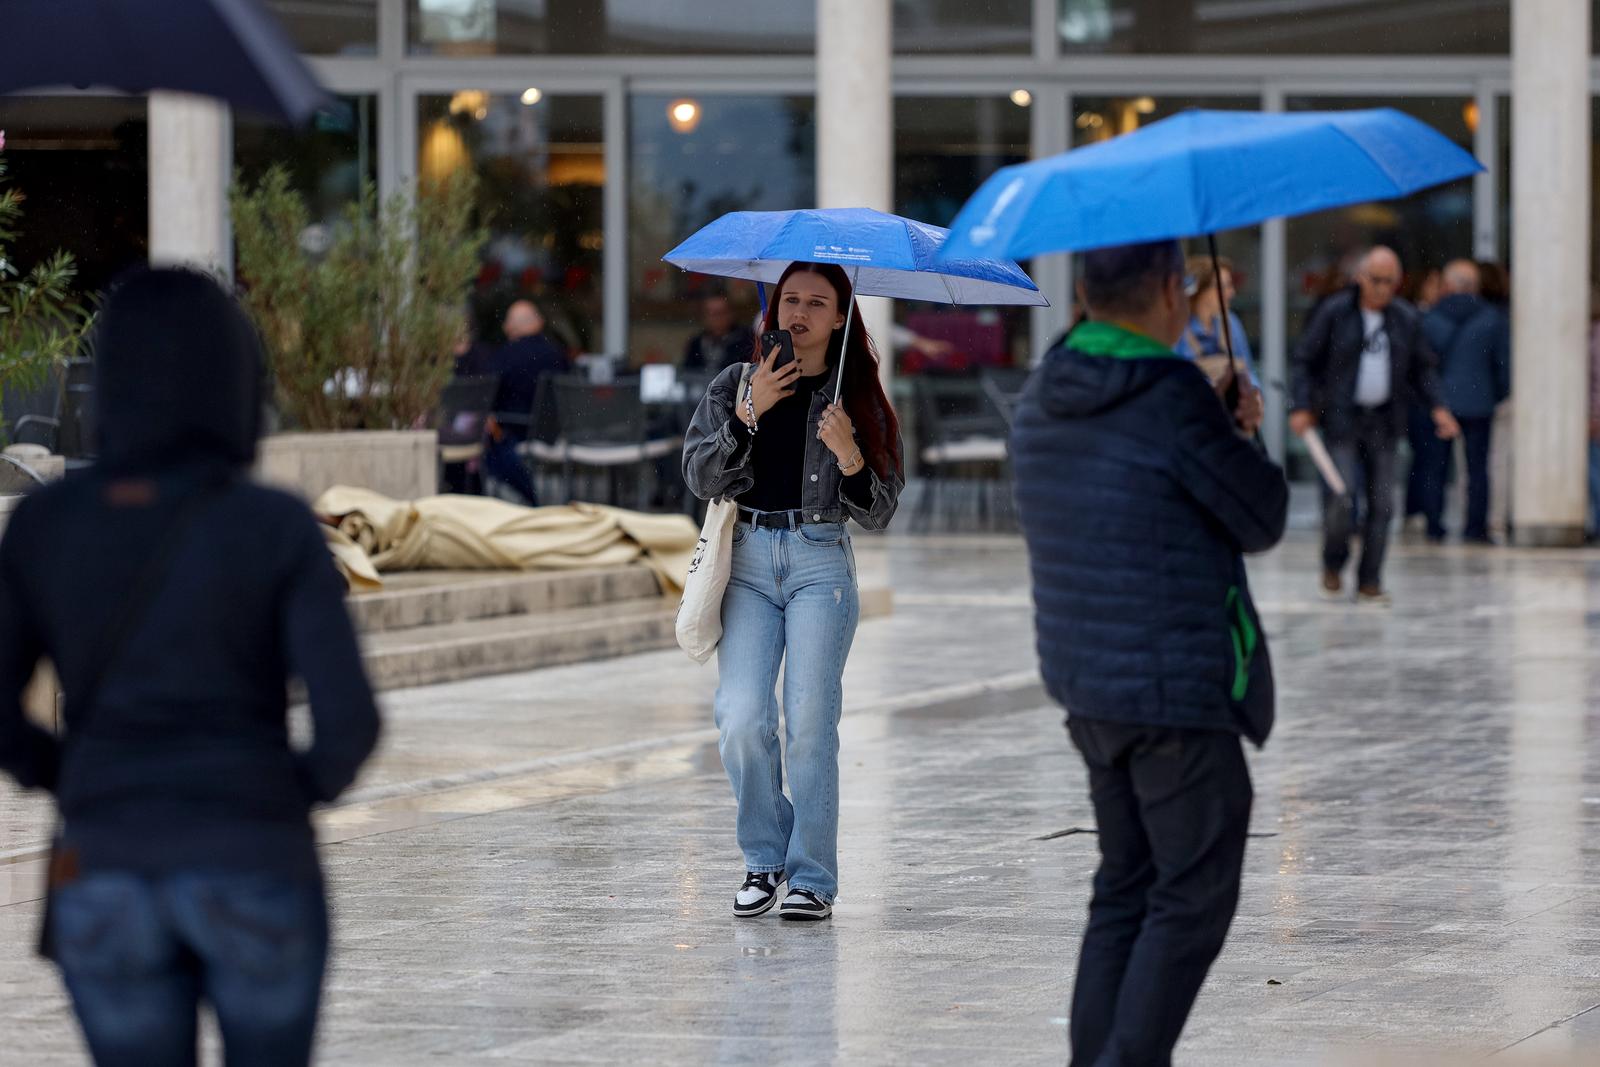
[4,529,1600,1064]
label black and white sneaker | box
[777,888,832,921]
[733,871,786,918]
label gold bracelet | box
[838,447,864,474]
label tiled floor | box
[5,530,1600,1064]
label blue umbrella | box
[665,206,1045,402]
[937,107,1483,389]
[0,0,329,125]
[937,108,1485,261]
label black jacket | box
[1291,288,1442,441]
[491,333,570,421]
[0,268,380,879]
[1012,323,1288,744]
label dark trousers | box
[484,432,539,506]
[1323,409,1398,590]
[51,871,328,1067]
[1403,402,1433,519]
[1067,719,1253,1067]
[1417,414,1492,540]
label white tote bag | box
[676,365,751,663]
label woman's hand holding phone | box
[746,342,802,425]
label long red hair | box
[758,262,903,481]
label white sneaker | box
[733,871,786,918]
[777,888,832,921]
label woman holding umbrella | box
[682,261,903,921]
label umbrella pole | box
[833,267,859,406]
[1206,233,1238,374]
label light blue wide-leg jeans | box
[714,520,860,903]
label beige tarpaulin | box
[314,486,699,595]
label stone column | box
[817,0,893,385]
[148,92,232,277]
[1511,2,1590,546]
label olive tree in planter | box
[232,165,485,500]
[0,132,94,448]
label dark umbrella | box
[0,0,329,125]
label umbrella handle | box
[757,281,768,320]
[1207,233,1244,413]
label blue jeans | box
[51,872,328,1067]
[715,520,860,903]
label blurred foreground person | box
[0,268,380,1066]
[1011,240,1287,1067]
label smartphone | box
[760,329,796,372]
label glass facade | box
[265,0,379,55]
[1057,0,1513,55]
[629,95,816,366]
[409,0,815,55]
[235,96,379,231]
[0,97,148,294]
[418,93,605,350]
[894,0,1031,54]
[894,95,1032,371]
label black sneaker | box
[777,888,832,921]
[733,871,786,918]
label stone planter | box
[256,430,437,505]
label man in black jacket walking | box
[1012,240,1287,1067]
[1290,246,1459,602]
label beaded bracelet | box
[742,384,759,433]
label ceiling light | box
[521,87,543,106]
[1010,89,1033,108]
[668,99,701,134]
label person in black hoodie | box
[1011,240,1287,1067]
[0,268,380,1066]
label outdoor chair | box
[1,362,66,451]
[912,375,1013,531]
[434,375,498,491]
[544,377,682,508]
[979,366,1032,428]
[56,358,96,467]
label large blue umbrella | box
[665,206,1046,401]
[937,108,1485,261]
[0,0,329,125]
[937,107,1482,393]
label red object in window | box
[565,265,591,291]
[476,261,503,288]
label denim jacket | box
[682,362,903,532]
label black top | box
[733,371,873,514]
[0,267,380,880]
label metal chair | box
[912,375,1012,531]
[546,377,682,507]
[434,375,498,490]
[980,366,1032,428]
[1,363,66,450]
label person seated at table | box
[485,300,569,505]
[683,292,756,373]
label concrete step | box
[348,565,664,634]
[354,578,894,692]
[361,597,679,691]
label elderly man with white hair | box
[1290,246,1459,604]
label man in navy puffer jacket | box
[1012,239,1287,1067]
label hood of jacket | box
[93,267,264,477]
[1430,292,1486,327]
[1036,321,1187,419]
